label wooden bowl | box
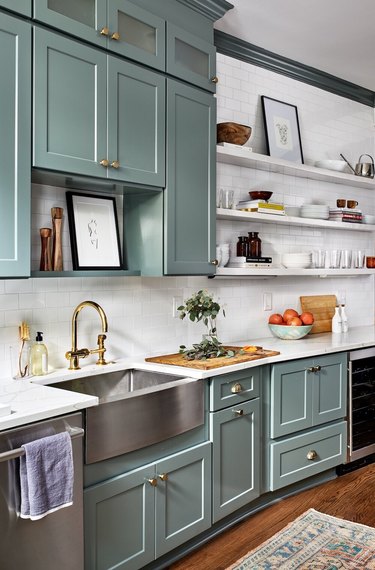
[217,122,252,146]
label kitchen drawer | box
[269,421,347,491]
[209,368,260,411]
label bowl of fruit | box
[268,309,314,340]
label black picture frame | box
[261,96,304,164]
[66,191,122,270]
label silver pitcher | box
[355,154,374,178]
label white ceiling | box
[214,0,375,92]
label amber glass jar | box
[248,232,262,258]
[236,236,248,257]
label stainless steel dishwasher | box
[0,412,84,570]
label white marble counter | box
[1,325,375,431]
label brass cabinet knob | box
[307,366,321,373]
[233,409,244,416]
[210,259,219,266]
[111,32,120,41]
[110,160,120,169]
[211,76,219,84]
[315,365,321,372]
[147,477,157,487]
[100,159,109,167]
[158,473,168,482]
[231,382,243,394]
[306,450,318,461]
[100,27,109,36]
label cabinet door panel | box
[107,58,165,187]
[271,359,313,438]
[84,465,155,570]
[211,399,260,523]
[33,29,107,178]
[165,80,216,275]
[0,14,30,277]
[1,0,31,16]
[312,353,347,425]
[155,442,211,557]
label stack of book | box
[329,208,363,223]
[246,256,273,267]
[237,200,285,215]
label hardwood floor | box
[169,464,375,570]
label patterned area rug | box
[227,509,375,569]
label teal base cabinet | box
[0,0,31,16]
[165,80,216,275]
[209,369,261,523]
[0,12,31,277]
[266,353,348,491]
[84,442,211,570]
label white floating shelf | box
[216,208,375,232]
[214,267,375,279]
[217,146,375,190]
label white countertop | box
[1,325,375,431]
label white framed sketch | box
[66,192,122,270]
[261,96,304,163]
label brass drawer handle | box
[211,76,219,84]
[315,365,321,372]
[147,477,157,487]
[307,366,321,373]
[110,160,120,169]
[111,31,120,41]
[100,159,109,167]
[158,473,168,482]
[233,409,243,416]
[231,382,243,394]
[100,27,109,36]
[307,450,318,461]
[210,259,219,266]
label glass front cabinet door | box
[33,0,165,70]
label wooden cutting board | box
[145,347,280,370]
[300,294,337,333]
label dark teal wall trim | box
[214,30,375,108]
[177,0,233,22]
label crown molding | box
[176,0,233,22]
[214,30,375,107]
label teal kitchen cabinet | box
[266,353,347,491]
[165,80,216,275]
[33,28,165,187]
[209,370,261,523]
[0,0,31,16]
[0,13,31,277]
[84,442,211,570]
[270,353,347,439]
[33,0,165,70]
[167,23,217,92]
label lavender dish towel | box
[19,431,74,520]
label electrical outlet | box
[263,292,272,311]
[172,297,183,318]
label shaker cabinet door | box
[0,14,31,277]
[0,0,31,16]
[165,80,216,275]
[33,28,107,178]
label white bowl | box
[314,160,348,172]
[285,206,301,217]
[363,215,375,225]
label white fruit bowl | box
[269,324,313,340]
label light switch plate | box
[172,297,183,318]
[263,292,272,311]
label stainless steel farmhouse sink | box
[54,368,204,464]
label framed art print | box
[66,192,122,270]
[261,96,304,163]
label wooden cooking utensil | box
[39,227,52,271]
[51,207,63,271]
[300,294,337,333]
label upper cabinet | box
[33,28,165,187]
[0,0,31,16]
[164,80,216,275]
[0,13,31,277]
[166,23,217,93]
[33,0,166,70]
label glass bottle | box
[331,306,342,334]
[236,236,248,257]
[248,232,262,258]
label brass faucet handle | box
[90,334,108,366]
[65,348,90,360]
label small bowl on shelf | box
[269,324,313,340]
[217,122,252,146]
[249,190,273,202]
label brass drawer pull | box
[100,27,109,36]
[231,382,243,394]
[211,76,219,84]
[307,450,318,461]
[110,160,120,169]
[158,473,168,482]
[307,366,321,373]
[111,32,120,41]
[100,159,109,167]
[147,477,157,487]
[210,259,219,266]
[233,409,243,416]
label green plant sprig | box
[179,337,235,361]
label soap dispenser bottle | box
[341,304,349,333]
[331,306,342,334]
[30,331,48,376]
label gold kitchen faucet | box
[66,301,108,370]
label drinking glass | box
[312,250,326,268]
[219,189,234,209]
[330,250,342,268]
[352,250,365,268]
[341,250,352,269]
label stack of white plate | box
[363,214,375,225]
[282,252,312,269]
[227,256,248,268]
[300,204,330,220]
